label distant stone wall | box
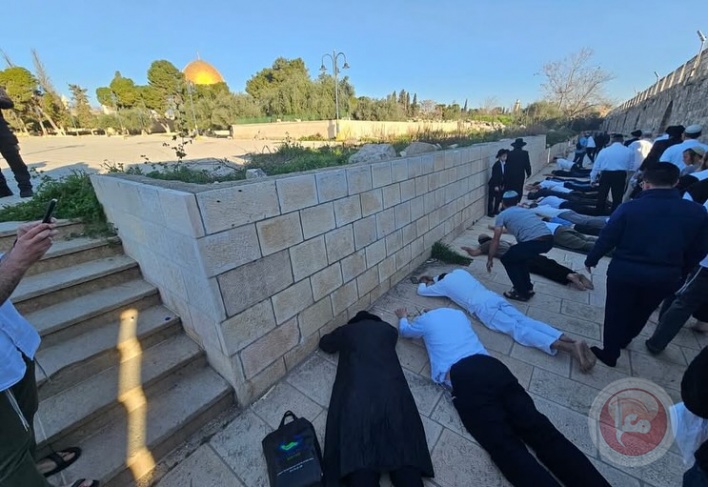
[231,119,502,141]
[92,136,547,406]
[604,51,708,134]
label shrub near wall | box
[91,135,547,406]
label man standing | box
[624,129,642,147]
[660,124,708,171]
[487,149,507,217]
[395,306,611,487]
[504,138,532,197]
[0,87,33,198]
[488,191,553,301]
[623,131,653,202]
[585,163,708,367]
[585,133,597,164]
[641,125,684,169]
[590,133,633,214]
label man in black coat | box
[504,138,532,197]
[319,311,434,487]
[640,125,685,170]
[624,129,642,147]
[487,149,508,216]
[0,86,33,198]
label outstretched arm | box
[487,227,504,272]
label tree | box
[106,72,140,108]
[541,47,614,120]
[146,60,186,131]
[68,84,95,128]
[0,66,39,133]
[410,93,418,117]
[32,49,68,135]
[463,99,468,114]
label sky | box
[3,0,708,109]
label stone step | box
[36,334,203,452]
[36,304,182,399]
[26,279,160,347]
[0,219,86,252]
[58,364,233,487]
[12,255,140,315]
[25,236,124,277]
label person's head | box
[478,234,492,244]
[684,124,702,140]
[683,147,706,166]
[496,149,508,162]
[642,130,653,139]
[666,125,685,139]
[631,129,642,138]
[501,190,520,208]
[611,133,624,144]
[511,138,527,150]
[642,162,680,189]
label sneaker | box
[0,186,13,198]
[19,188,33,198]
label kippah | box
[502,191,519,199]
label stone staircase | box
[0,220,233,487]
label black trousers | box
[602,275,679,362]
[346,466,423,487]
[551,169,591,178]
[573,224,601,236]
[500,239,554,297]
[528,255,571,285]
[586,148,596,163]
[488,186,503,216]
[0,141,32,191]
[596,170,626,214]
[450,355,610,487]
[560,201,605,216]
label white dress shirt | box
[586,136,596,148]
[693,169,708,181]
[660,139,708,171]
[590,142,633,182]
[536,196,566,208]
[555,158,575,171]
[538,180,572,194]
[628,139,653,172]
[532,205,566,218]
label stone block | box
[371,161,393,188]
[325,225,355,264]
[410,196,425,221]
[221,299,276,355]
[341,249,367,282]
[158,188,205,238]
[256,212,303,256]
[407,156,423,178]
[158,443,244,487]
[399,179,415,201]
[218,250,293,317]
[289,236,327,281]
[198,223,261,277]
[411,236,425,258]
[434,151,445,171]
[376,207,396,238]
[414,176,429,197]
[394,245,412,271]
[365,239,387,268]
[353,215,378,250]
[394,201,412,229]
[431,429,503,487]
[348,293,371,319]
[272,279,314,324]
[197,181,280,234]
[347,165,373,194]
[284,333,320,371]
[276,174,318,212]
[333,195,362,227]
[403,369,442,415]
[378,255,397,282]
[420,154,435,174]
[331,280,359,315]
[252,382,322,431]
[382,183,401,209]
[298,298,334,338]
[240,318,300,378]
[286,355,337,407]
[391,159,408,182]
[385,230,403,256]
[300,202,336,239]
[402,223,417,246]
[360,188,384,217]
[316,169,348,203]
[356,267,379,297]
[311,263,343,301]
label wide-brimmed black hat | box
[496,149,509,158]
[511,138,527,148]
[631,130,642,137]
[666,125,686,137]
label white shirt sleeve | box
[417,282,447,298]
[398,317,425,338]
[590,152,605,182]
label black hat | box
[611,133,624,140]
[478,234,492,244]
[631,130,642,137]
[496,149,509,158]
[511,138,527,148]
[666,125,686,137]
[681,347,708,418]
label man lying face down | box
[414,269,596,372]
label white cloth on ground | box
[671,402,708,466]
[417,269,561,355]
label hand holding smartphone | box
[42,199,58,224]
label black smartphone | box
[42,199,58,224]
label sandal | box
[71,480,100,487]
[41,447,82,477]
[504,290,531,302]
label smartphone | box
[42,199,58,224]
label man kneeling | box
[415,269,596,371]
[396,307,610,487]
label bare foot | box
[575,341,596,372]
[578,273,594,290]
[567,273,587,291]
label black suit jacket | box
[640,137,682,170]
[488,160,505,188]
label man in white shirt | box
[414,269,595,370]
[585,133,597,163]
[590,133,633,213]
[395,306,611,487]
[660,124,708,171]
[623,130,654,202]
[530,204,609,230]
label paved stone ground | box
[157,164,704,487]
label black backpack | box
[262,411,323,487]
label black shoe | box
[590,346,617,367]
[644,340,662,355]
[19,188,33,198]
[0,186,13,198]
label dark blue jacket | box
[585,189,708,284]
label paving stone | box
[526,307,601,341]
[421,416,443,453]
[470,320,515,355]
[311,409,328,447]
[620,450,685,487]
[430,395,475,442]
[529,368,599,415]
[534,282,589,305]
[531,394,597,458]
[157,444,244,487]
[252,382,323,430]
[210,411,272,487]
[589,458,641,487]
[403,369,443,416]
[510,339,572,377]
[287,354,337,407]
[561,300,604,324]
[431,429,503,487]
[487,350,534,390]
[570,360,630,392]
[625,339,687,367]
[630,351,685,391]
[396,338,430,374]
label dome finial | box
[196,51,201,60]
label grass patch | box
[248,143,357,176]
[0,171,113,236]
[431,241,472,266]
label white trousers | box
[472,298,562,355]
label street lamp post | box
[320,50,349,133]
[186,81,199,136]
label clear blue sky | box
[3,0,707,108]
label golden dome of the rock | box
[183,59,224,85]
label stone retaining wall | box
[91,135,547,406]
